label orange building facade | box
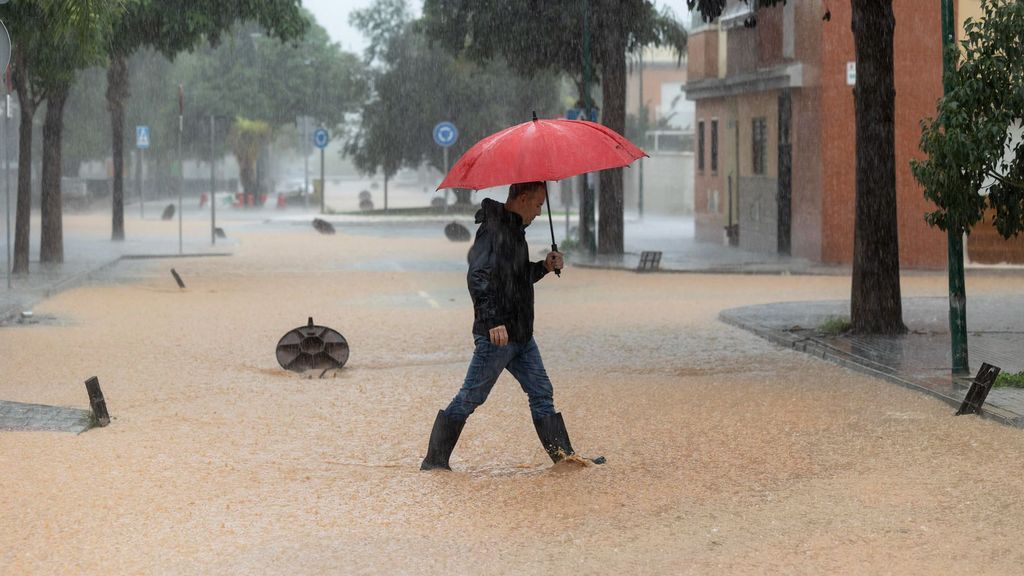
[685,0,1017,268]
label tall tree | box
[421,0,687,253]
[3,0,119,268]
[689,0,904,335]
[347,0,560,195]
[105,0,308,240]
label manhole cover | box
[276,317,349,372]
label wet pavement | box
[4,208,1024,574]
[5,210,1023,433]
[719,297,1024,428]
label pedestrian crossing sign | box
[136,126,150,149]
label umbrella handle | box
[545,188,560,277]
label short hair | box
[508,181,546,201]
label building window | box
[710,119,719,173]
[698,120,705,172]
[752,117,767,175]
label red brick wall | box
[819,2,947,268]
[757,4,784,68]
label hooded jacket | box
[468,198,549,343]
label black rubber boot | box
[533,412,606,465]
[533,412,576,463]
[420,410,465,471]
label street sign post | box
[434,121,458,211]
[136,126,149,219]
[313,128,329,214]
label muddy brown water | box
[2,217,1023,574]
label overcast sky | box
[303,0,689,56]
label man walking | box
[420,181,602,471]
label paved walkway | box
[719,297,1024,427]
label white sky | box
[303,0,689,55]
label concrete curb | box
[718,309,1023,429]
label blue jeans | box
[444,335,556,422]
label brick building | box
[685,0,1020,268]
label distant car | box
[276,178,307,199]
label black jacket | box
[468,198,549,343]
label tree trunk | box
[107,52,129,241]
[598,5,626,256]
[40,83,70,265]
[850,0,905,334]
[12,46,35,275]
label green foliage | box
[422,0,687,101]
[229,117,273,195]
[819,316,852,337]
[994,371,1024,388]
[911,0,1024,238]
[345,0,560,179]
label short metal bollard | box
[170,268,186,289]
[636,251,662,273]
[312,218,336,235]
[955,363,1001,416]
[84,376,110,427]
[444,222,471,242]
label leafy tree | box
[227,117,272,200]
[105,0,308,240]
[3,0,120,269]
[690,0,904,335]
[347,0,561,205]
[175,18,366,200]
[912,0,1024,239]
[421,0,686,252]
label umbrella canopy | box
[437,117,647,191]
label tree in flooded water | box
[2,1,120,269]
[690,0,905,335]
[104,0,307,240]
[346,0,561,205]
[421,0,687,253]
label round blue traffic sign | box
[433,121,458,147]
[313,128,329,149]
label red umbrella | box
[437,114,646,191]
[438,113,647,276]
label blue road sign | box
[136,126,150,149]
[313,127,329,149]
[566,108,599,122]
[433,121,458,147]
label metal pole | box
[4,91,10,289]
[942,0,968,375]
[582,0,595,255]
[320,146,325,215]
[138,148,144,219]
[303,118,309,209]
[177,84,183,255]
[443,146,449,213]
[638,48,644,219]
[210,114,216,246]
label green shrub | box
[994,371,1024,389]
[819,316,852,336]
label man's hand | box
[544,251,564,274]
[489,325,509,346]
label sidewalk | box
[1,210,233,323]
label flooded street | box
[2,216,1023,574]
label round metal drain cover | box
[276,317,349,372]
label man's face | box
[517,186,546,227]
